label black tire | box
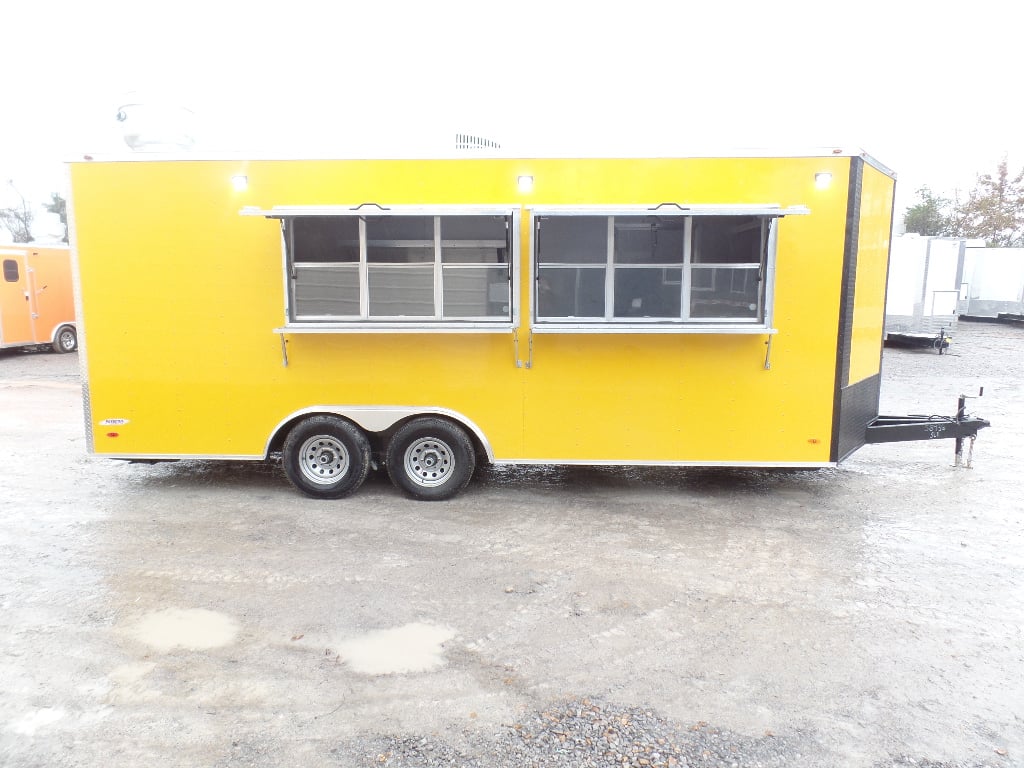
[282,416,371,499]
[386,417,476,501]
[52,325,77,353]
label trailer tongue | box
[865,392,990,466]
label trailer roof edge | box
[65,146,895,176]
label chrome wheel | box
[282,416,371,499]
[404,437,454,488]
[52,325,77,353]
[297,434,350,486]
[386,417,476,501]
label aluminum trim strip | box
[243,204,519,218]
[250,204,812,219]
[273,324,516,334]
[530,325,777,334]
[526,205,810,216]
[94,453,262,461]
[65,165,93,453]
[859,152,897,179]
[68,147,888,163]
[490,459,834,468]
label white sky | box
[2,0,1023,227]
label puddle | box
[128,608,238,652]
[336,622,455,675]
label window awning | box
[528,204,810,217]
[240,204,517,218]
[241,204,810,219]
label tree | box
[947,158,1024,247]
[0,181,34,243]
[905,159,1024,247]
[903,187,951,236]
[44,192,68,243]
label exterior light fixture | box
[517,175,534,193]
[231,175,249,191]
[814,172,832,189]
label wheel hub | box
[297,435,350,485]
[404,438,454,487]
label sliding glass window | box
[534,210,777,327]
[285,210,513,324]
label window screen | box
[535,213,771,325]
[689,216,764,320]
[286,213,512,322]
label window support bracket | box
[280,333,289,368]
[764,334,773,371]
[513,328,534,369]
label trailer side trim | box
[491,459,836,468]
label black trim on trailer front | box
[836,373,882,461]
[830,156,864,462]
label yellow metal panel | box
[520,159,850,463]
[70,156,860,464]
[848,165,895,385]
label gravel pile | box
[354,698,1009,768]
[359,698,806,767]
[877,758,1006,768]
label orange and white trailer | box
[0,245,78,353]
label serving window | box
[533,208,793,330]
[272,208,516,327]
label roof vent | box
[116,99,196,152]
[455,133,500,151]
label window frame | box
[248,205,520,333]
[2,258,19,283]
[529,205,805,334]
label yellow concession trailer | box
[68,151,988,500]
[1,244,78,353]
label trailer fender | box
[50,323,78,353]
[265,406,495,462]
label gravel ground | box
[1,321,1022,768]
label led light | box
[815,172,832,189]
[231,174,249,191]
[517,175,534,193]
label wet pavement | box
[0,323,1022,767]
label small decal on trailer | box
[99,418,130,426]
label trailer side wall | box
[70,156,881,465]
